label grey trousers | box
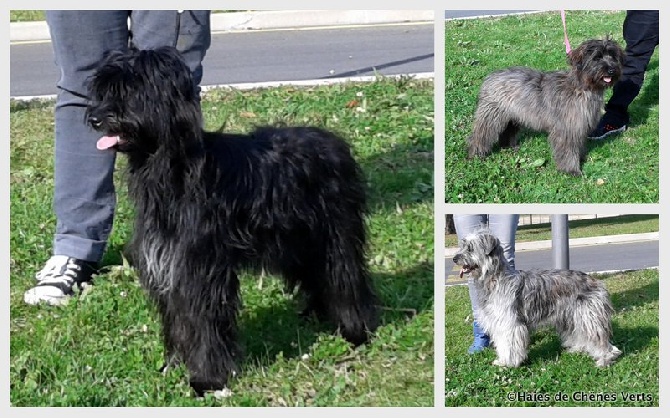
[453,214,519,320]
[46,11,211,262]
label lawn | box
[445,269,659,406]
[10,78,435,406]
[445,10,659,203]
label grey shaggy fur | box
[453,230,621,367]
[467,38,625,176]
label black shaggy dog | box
[86,46,379,395]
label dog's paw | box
[190,381,225,398]
[562,168,583,177]
[158,356,181,374]
[493,358,521,367]
[492,359,508,367]
[595,346,622,367]
[595,356,618,367]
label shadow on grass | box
[101,240,433,371]
[239,261,433,368]
[359,136,435,207]
[609,277,659,310]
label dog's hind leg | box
[572,300,621,367]
[498,122,521,149]
[288,253,379,346]
[467,105,509,158]
[293,225,379,346]
[324,229,380,346]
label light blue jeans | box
[453,214,519,319]
[46,11,211,262]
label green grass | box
[445,214,659,248]
[445,10,659,203]
[446,269,659,406]
[9,10,45,22]
[10,77,434,406]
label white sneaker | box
[24,255,97,306]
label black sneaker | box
[24,255,97,306]
[588,114,627,140]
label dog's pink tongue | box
[96,135,120,150]
[459,267,465,279]
[603,76,612,83]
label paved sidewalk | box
[10,10,435,42]
[444,231,659,258]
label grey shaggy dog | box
[467,38,625,176]
[453,231,621,367]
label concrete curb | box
[10,10,435,42]
[444,232,659,258]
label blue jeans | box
[453,214,519,320]
[46,11,211,262]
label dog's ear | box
[481,234,500,257]
[567,44,585,69]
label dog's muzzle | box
[458,264,477,278]
[453,253,477,278]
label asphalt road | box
[445,240,659,285]
[10,23,434,98]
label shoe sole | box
[24,292,70,306]
[588,126,626,140]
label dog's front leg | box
[180,267,242,396]
[549,132,584,176]
[150,288,182,374]
[492,322,529,367]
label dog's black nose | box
[607,68,617,75]
[88,115,102,128]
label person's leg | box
[25,11,131,305]
[50,11,131,262]
[487,214,519,270]
[453,215,490,353]
[589,10,659,139]
[129,11,211,91]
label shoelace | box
[35,256,82,283]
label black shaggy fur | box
[86,46,379,395]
